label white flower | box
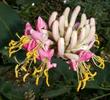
[48,6,96,59]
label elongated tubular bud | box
[85,18,96,46]
[59,15,65,37]
[52,20,60,41]
[69,6,81,27]
[42,30,48,42]
[78,13,87,29]
[67,30,77,50]
[88,25,96,42]
[87,37,95,50]
[64,53,79,60]
[63,7,70,27]
[90,18,95,26]
[71,45,89,53]
[88,18,96,42]
[65,27,72,46]
[58,38,65,57]
[82,25,96,48]
[78,27,86,43]
[49,12,58,28]
[86,19,89,25]
[80,25,90,45]
[80,18,95,45]
[85,24,90,37]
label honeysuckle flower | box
[9,16,56,87]
[66,50,104,91]
[32,40,56,86]
[49,6,96,58]
[49,6,105,91]
[8,5,105,92]
[9,16,47,56]
[38,40,55,67]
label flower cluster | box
[8,5,105,91]
[9,17,56,86]
[48,6,105,91]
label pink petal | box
[30,29,43,40]
[47,62,57,69]
[36,16,47,32]
[79,50,94,61]
[23,40,36,51]
[23,43,28,50]
[38,49,47,60]
[44,40,52,51]
[87,37,95,50]
[27,40,36,51]
[67,59,78,71]
[47,49,54,60]
[38,48,54,61]
[24,22,32,35]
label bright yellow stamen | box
[32,67,43,76]
[77,62,97,91]
[77,81,81,92]
[81,80,86,90]
[23,73,30,82]
[15,64,19,78]
[9,35,30,57]
[95,34,100,48]
[36,75,40,85]
[26,48,38,64]
[44,69,50,87]
[21,67,27,72]
[92,55,105,69]
[21,60,29,72]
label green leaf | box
[0,80,24,100]
[52,57,77,82]
[0,2,23,47]
[42,86,71,98]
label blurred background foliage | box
[0,0,110,100]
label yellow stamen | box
[36,75,40,85]
[23,73,30,82]
[21,66,27,72]
[14,56,20,64]
[8,35,30,57]
[95,34,100,47]
[92,55,105,69]
[15,64,19,78]
[26,48,38,64]
[77,62,97,91]
[44,69,50,87]
[21,60,29,72]
[77,81,81,92]
[81,80,86,90]
[32,67,43,76]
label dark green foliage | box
[0,0,110,99]
[0,2,23,48]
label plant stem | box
[90,92,110,100]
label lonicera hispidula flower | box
[8,16,56,86]
[48,5,105,91]
[8,5,105,92]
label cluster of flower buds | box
[49,6,96,58]
[8,5,105,91]
[48,5,105,91]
